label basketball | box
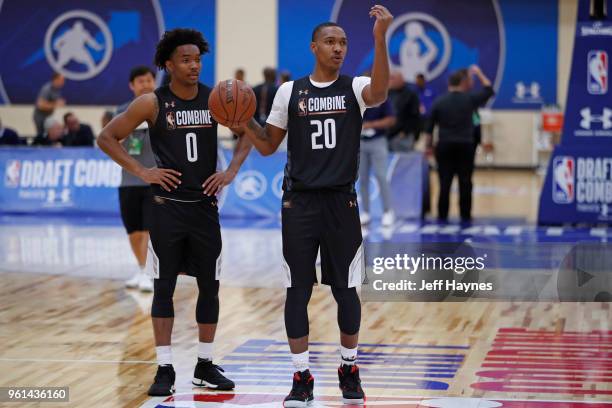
[208,79,256,128]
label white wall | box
[558,0,578,109]
[216,0,277,85]
[0,0,578,167]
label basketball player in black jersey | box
[232,5,393,406]
[98,29,252,397]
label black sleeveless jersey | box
[284,75,363,193]
[150,83,218,200]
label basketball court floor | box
[1,170,611,407]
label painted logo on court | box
[386,13,451,82]
[234,170,267,200]
[44,10,113,81]
[587,50,608,95]
[553,156,574,204]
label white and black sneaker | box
[283,370,314,407]
[147,365,175,396]
[192,358,235,390]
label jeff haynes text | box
[372,279,494,292]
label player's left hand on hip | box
[370,5,393,39]
[202,170,237,196]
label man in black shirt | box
[232,5,393,406]
[98,28,252,397]
[253,67,278,126]
[63,112,95,146]
[387,71,420,151]
[426,65,494,222]
[0,118,22,145]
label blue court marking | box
[217,339,466,390]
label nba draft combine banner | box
[278,0,558,110]
[0,148,424,218]
[0,0,215,105]
[538,0,612,225]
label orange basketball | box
[208,79,256,128]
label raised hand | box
[139,167,181,192]
[370,4,393,41]
[469,65,483,75]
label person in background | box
[359,96,396,227]
[279,70,291,85]
[33,73,66,136]
[253,67,278,126]
[425,65,494,222]
[63,112,95,146]
[414,73,436,120]
[116,66,158,293]
[32,117,64,147]
[0,117,22,146]
[387,71,420,152]
[234,68,245,82]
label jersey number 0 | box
[310,119,336,150]
[186,132,198,162]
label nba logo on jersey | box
[553,156,575,204]
[298,98,308,116]
[587,50,608,95]
[4,160,20,188]
[166,111,176,130]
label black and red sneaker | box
[283,369,314,407]
[338,364,365,405]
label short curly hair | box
[154,28,210,70]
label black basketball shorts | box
[148,196,222,280]
[281,190,364,288]
[118,186,153,234]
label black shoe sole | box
[147,385,175,397]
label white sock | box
[156,345,172,366]
[291,350,309,372]
[198,342,214,361]
[340,345,357,366]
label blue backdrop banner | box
[538,0,612,225]
[0,147,425,219]
[278,0,558,110]
[0,0,215,105]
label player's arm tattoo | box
[247,119,270,141]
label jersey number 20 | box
[186,132,198,162]
[311,119,336,150]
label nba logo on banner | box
[4,160,20,188]
[553,156,575,204]
[587,50,608,95]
